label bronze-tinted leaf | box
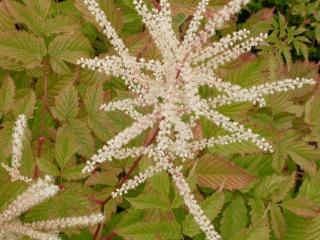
[195,154,255,190]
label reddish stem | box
[93,125,160,240]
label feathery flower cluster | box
[1,115,31,182]
[0,116,104,240]
[78,1,316,239]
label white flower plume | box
[0,116,104,240]
[1,114,31,183]
[0,177,104,240]
[78,0,316,239]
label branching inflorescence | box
[0,115,104,240]
[77,0,316,239]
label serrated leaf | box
[298,175,320,204]
[0,6,15,31]
[196,154,255,190]
[150,171,171,198]
[284,211,308,240]
[112,210,145,231]
[5,0,49,35]
[270,204,286,239]
[0,121,14,161]
[45,15,79,36]
[230,222,270,240]
[20,139,34,177]
[282,197,320,218]
[127,194,172,210]
[84,83,103,114]
[89,108,133,142]
[47,73,76,104]
[118,221,182,240]
[48,32,92,73]
[85,171,118,186]
[233,154,274,177]
[183,191,225,237]
[249,198,266,223]
[54,129,78,168]
[0,75,15,113]
[52,85,79,122]
[23,0,51,17]
[288,61,318,80]
[62,164,87,180]
[62,119,95,157]
[0,32,46,69]
[0,180,27,212]
[243,8,274,36]
[305,91,320,126]
[255,174,295,203]
[88,113,114,142]
[272,145,286,173]
[221,196,249,240]
[24,190,91,222]
[225,58,267,87]
[74,0,123,32]
[36,157,60,177]
[287,143,317,176]
[13,90,36,117]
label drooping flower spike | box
[0,115,104,240]
[78,1,316,239]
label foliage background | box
[0,0,319,239]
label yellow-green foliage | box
[0,0,319,239]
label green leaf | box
[118,221,182,240]
[127,194,172,210]
[85,170,118,187]
[47,72,76,104]
[54,129,78,168]
[45,15,80,36]
[84,83,103,114]
[89,108,133,142]
[0,75,15,114]
[0,32,46,69]
[270,204,286,239]
[255,174,295,203]
[36,157,60,177]
[287,143,317,176]
[298,175,320,204]
[20,139,34,177]
[284,211,308,240]
[282,197,320,218]
[248,198,266,223]
[62,119,95,157]
[0,121,15,162]
[6,0,50,35]
[24,190,92,222]
[52,85,79,122]
[221,196,249,240]
[305,91,320,126]
[305,216,320,240]
[48,32,92,73]
[88,113,114,142]
[225,58,267,87]
[62,164,87,180]
[196,154,255,190]
[150,171,171,198]
[112,210,144,231]
[13,90,36,117]
[23,0,51,17]
[0,7,15,31]
[0,180,27,212]
[183,191,225,237]
[230,223,270,240]
[272,145,286,173]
